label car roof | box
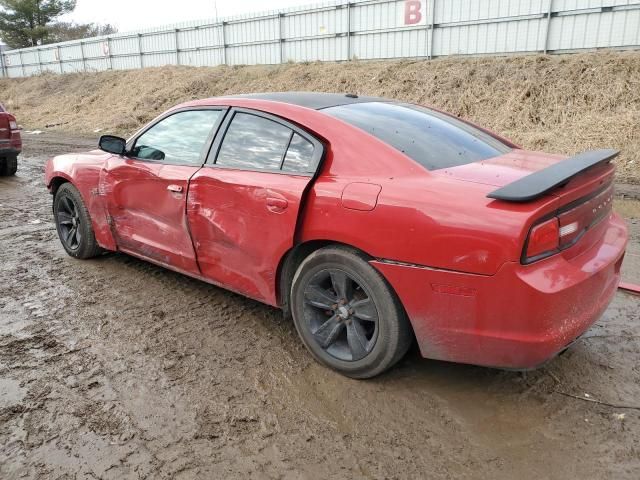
[220,92,389,110]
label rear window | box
[323,102,511,170]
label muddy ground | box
[1,133,639,479]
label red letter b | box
[405,0,423,25]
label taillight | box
[524,217,559,263]
[523,184,614,264]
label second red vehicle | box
[0,102,21,176]
[45,93,628,378]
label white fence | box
[1,0,640,78]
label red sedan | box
[0,102,21,176]
[45,93,628,378]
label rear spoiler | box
[487,149,619,202]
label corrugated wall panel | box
[4,52,22,69]
[226,43,279,65]
[6,66,22,78]
[111,37,139,55]
[553,0,634,11]
[23,64,42,76]
[141,32,177,54]
[39,48,58,63]
[112,56,142,70]
[41,62,61,74]
[60,44,82,60]
[61,60,85,74]
[83,41,108,59]
[351,1,407,31]
[436,0,547,23]
[178,48,224,67]
[434,17,545,55]
[352,29,429,58]
[142,52,178,68]
[85,58,110,72]
[177,26,223,50]
[284,36,347,61]
[548,9,640,50]
[226,17,279,44]
[283,8,346,38]
[19,50,39,65]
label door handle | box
[266,196,288,212]
[167,184,183,193]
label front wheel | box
[291,246,412,379]
[53,183,102,259]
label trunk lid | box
[434,149,615,204]
[433,149,617,260]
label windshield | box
[323,102,512,170]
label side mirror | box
[99,135,127,155]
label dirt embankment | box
[1,51,639,182]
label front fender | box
[45,151,117,252]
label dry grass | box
[1,51,639,182]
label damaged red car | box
[45,93,628,378]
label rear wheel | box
[291,246,412,378]
[53,183,102,259]
[0,154,17,176]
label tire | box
[0,154,18,176]
[53,183,102,259]
[291,246,412,379]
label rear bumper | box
[372,213,628,369]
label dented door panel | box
[100,157,201,273]
[187,168,312,305]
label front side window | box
[216,112,293,171]
[132,110,222,165]
[323,102,512,170]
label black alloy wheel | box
[291,246,412,378]
[303,268,379,361]
[57,195,82,251]
[53,183,102,259]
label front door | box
[100,108,226,274]
[187,109,324,304]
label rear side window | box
[215,112,318,174]
[282,133,315,173]
[323,102,512,170]
[216,113,291,170]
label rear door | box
[187,108,323,304]
[100,108,226,274]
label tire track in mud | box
[1,133,639,479]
